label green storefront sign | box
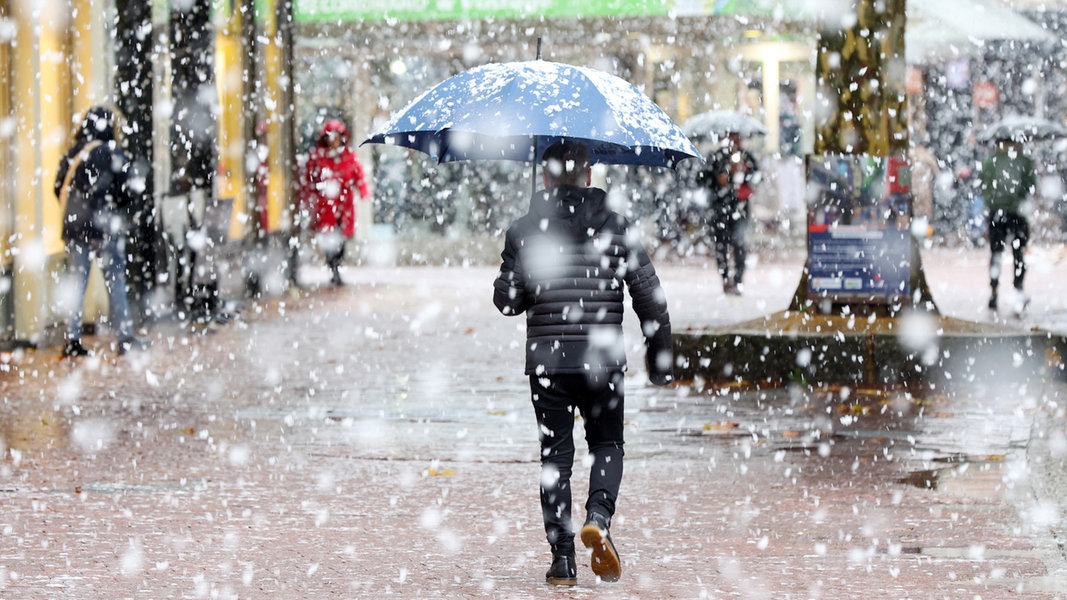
[293,0,821,23]
[294,0,667,21]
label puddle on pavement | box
[898,455,1015,495]
[636,380,1035,499]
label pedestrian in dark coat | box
[980,137,1035,314]
[302,118,370,285]
[697,131,760,295]
[54,105,148,357]
[493,140,673,587]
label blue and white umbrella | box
[363,60,701,169]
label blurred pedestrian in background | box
[493,140,673,587]
[980,136,1035,314]
[302,118,370,286]
[54,105,149,357]
[908,142,939,240]
[697,131,760,295]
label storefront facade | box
[0,0,295,347]
[293,1,818,160]
[0,0,817,346]
[290,1,817,242]
[0,1,115,345]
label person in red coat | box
[302,118,370,285]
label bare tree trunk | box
[277,0,301,286]
[790,0,938,315]
[170,0,219,317]
[814,0,908,156]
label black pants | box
[325,243,345,280]
[711,215,746,287]
[988,212,1029,292]
[530,372,624,555]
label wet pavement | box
[1,245,1067,598]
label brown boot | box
[580,512,620,582]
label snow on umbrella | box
[977,115,1067,143]
[362,60,701,169]
[906,0,1055,64]
[681,110,767,140]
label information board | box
[806,154,912,303]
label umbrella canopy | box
[681,110,767,140]
[906,0,1055,64]
[977,115,1067,143]
[362,60,701,169]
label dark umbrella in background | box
[362,59,701,187]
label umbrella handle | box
[531,142,537,197]
[532,36,542,196]
[531,36,542,196]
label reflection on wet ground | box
[1,265,1065,597]
[631,379,1035,493]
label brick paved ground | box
[0,246,1066,598]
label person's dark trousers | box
[326,244,344,283]
[530,371,625,555]
[988,211,1029,293]
[712,216,746,287]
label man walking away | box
[980,136,1035,315]
[493,140,674,586]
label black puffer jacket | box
[494,185,673,385]
[54,106,133,244]
[697,146,759,223]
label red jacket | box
[302,119,370,238]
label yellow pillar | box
[11,1,112,344]
[262,3,288,233]
[11,3,67,343]
[0,8,12,282]
[216,12,246,240]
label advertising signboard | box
[806,154,912,304]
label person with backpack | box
[54,105,148,357]
[980,136,1036,315]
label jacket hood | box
[530,185,610,229]
[76,106,117,147]
[317,118,350,147]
